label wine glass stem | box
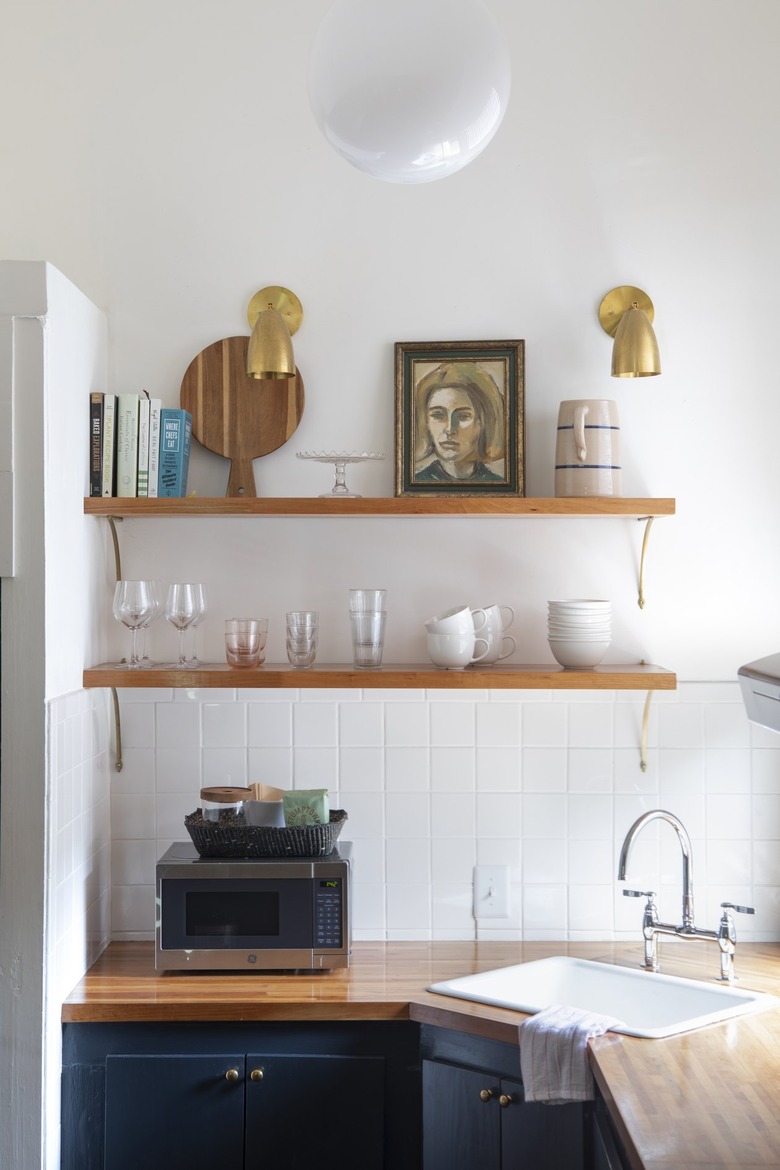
[178,628,188,667]
[130,627,140,667]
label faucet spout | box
[618,809,695,930]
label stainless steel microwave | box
[155,841,352,972]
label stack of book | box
[89,393,192,498]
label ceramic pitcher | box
[554,399,621,497]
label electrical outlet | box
[473,865,510,918]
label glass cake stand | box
[296,451,386,497]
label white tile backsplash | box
[91,683,780,943]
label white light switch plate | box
[473,864,510,918]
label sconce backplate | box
[598,286,654,337]
[247,286,303,335]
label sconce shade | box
[307,0,511,184]
[611,306,661,378]
[247,305,296,379]
[598,286,661,378]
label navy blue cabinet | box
[104,1052,384,1170]
[420,1025,584,1170]
[62,1022,420,1170]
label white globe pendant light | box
[307,0,511,184]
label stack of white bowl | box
[547,599,611,668]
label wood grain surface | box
[179,336,304,497]
[82,662,677,691]
[84,496,677,517]
[62,940,780,1170]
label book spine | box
[137,396,151,497]
[116,394,140,498]
[101,394,117,497]
[89,393,103,497]
[158,409,193,497]
[147,398,163,498]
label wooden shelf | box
[83,496,675,518]
[83,662,677,691]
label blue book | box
[158,408,192,497]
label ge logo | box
[248,954,257,964]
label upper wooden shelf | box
[83,496,675,518]
[83,662,677,691]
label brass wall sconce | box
[246,285,303,379]
[598,286,661,378]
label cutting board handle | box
[227,456,257,498]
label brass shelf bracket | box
[637,516,655,609]
[106,518,123,770]
[640,690,654,772]
[107,515,123,582]
[110,686,123,772]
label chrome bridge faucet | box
[617,809,755,982]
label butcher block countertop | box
[63,939,780,1170]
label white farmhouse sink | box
[428,956,779,1039]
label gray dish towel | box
[519,1004,622,1104]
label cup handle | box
[497,635,516,661]
[574,403,589,462]
[471,637,490,662]
[471,608,487,633]
[499,605,514,630]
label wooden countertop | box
[63,939,780,1170]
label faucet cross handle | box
[720,902,755,916]
[623,889,656,900]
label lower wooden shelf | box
[83,662,676,691]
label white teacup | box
[427,630,489,670]
[479,603,516,664]
[425,605,487,635]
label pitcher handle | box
[574,403,589,462]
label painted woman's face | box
[425,386,482,474]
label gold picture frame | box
[394,339,525,497]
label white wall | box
[2,0,780,678]
[0,262,110,1170]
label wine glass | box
[165,583,201,669]
[186,583,208,667]
[138,581,164,667]
[112,581,155,669]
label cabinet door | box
[244,1053,385,1170]
[105,1054,246,1170]
[498,1076,583,1170]
[422,1059,501,1170]
[592,1100,629,1170]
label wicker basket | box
[184,809,348,858]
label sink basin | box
[428,956,780,1039]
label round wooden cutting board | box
[180,335,305,497]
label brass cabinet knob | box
[499,1093,513,1108]
[250,1069,264,1082]
[225,1068,240,1083]
[479,1088,494,1103]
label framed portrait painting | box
[395,339,525,497]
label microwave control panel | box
[315,879,343,948]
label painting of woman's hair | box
[395,341,524,497]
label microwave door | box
[160,878,314,952]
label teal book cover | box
[158,408,193,497]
